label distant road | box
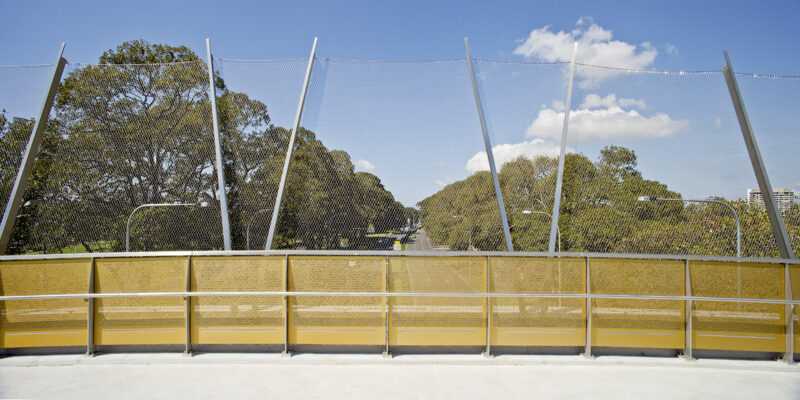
[405,229,435,251]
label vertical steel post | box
[548,42,578,253]
[464,38,513,252]
[282,254,291,356]
[684,259,694,360]
[785,263,794,363]
[722,51,794,259]
[184,255,192,356]
[266,38,318,250]
[583,256,593,358]
[0,43,67,254]
[86,257,95,356]
[205,39,232,251]
[383,255,391,357]
[483,255,492,357]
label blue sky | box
[1,0,799,207]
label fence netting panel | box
[272,58,500,251]
[214,59,309,250]
[736,73,800,254]
[560,66,773,257]
[473,61,568,251]
[13,60,223,254]
[0,64,55,254]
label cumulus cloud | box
[665,43,679,57]
[465,138,564,173]
[714,116,723,130]
[513,18,658,86]
[526,93,689,141]
[581,93,646,110]
[435,177,454,187]
[354,159,375,172]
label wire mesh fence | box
[560,66,770,257]
[473,60,569,251]
[277,58,499,251]
[0,64,56,249]
[736,73,800,255]
[0,49,797,257]
[214,58,309,250]
[10,60,224,253]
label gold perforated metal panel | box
[0,259,90,348]
[288,256,385,345]
[691,261,784,352]
[788,265,798,353]
[94,257,186,345]
[191,256,284,344]
[389,257,486,346]
[490,257,584,347]
[590,259,684,349]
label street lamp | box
[637,196,741,257]
[521,210,560,252]
[246,208,271,250]
[126,202,210,252]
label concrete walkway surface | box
[1,353,798,399]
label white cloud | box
[581,93,646,110]
[513,18,658,86]
[665,43,679,57]
[354,159,375,172]
[526,93,689,141]
[465,138,564,174]
[435,177,454,187]
[714,116,723,130]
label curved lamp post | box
[126,202,209,252]
[637,196,740,257]
[521,210,561,252]
[246,208,271,250]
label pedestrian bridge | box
[0,251,797,361]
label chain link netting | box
[1,53,796,257]
[559,65,772,257]
[473,60,568,251]
[272,58,498,251]
[736,73,800,255]
[0,64,55,240]
[11,60,223,253]
[214,58,308,250]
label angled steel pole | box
[205,38,232,250]
[723,51,794,259]
[0,43,67,254]
[465,38,513,252]
[266,38,318,250]
[548,42,578,253]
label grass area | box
[365,233,395,238]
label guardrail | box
[0,252,797,361]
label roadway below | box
[405,228,436,251]
[0,353,797,399]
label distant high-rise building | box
[747,188,798,213]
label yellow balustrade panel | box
[490,257,585,347]
[389,257,486,346]
[94,257,186,345]
[288,256,385,345]
[590,259,684,349]
[191,256,284,345]
[692,261,784,352]
[0,259,90,348]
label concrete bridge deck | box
[1,353,798,399]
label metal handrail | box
[1,291,798,305]
[1,250,799,265]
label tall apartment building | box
[747,188,798,213]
